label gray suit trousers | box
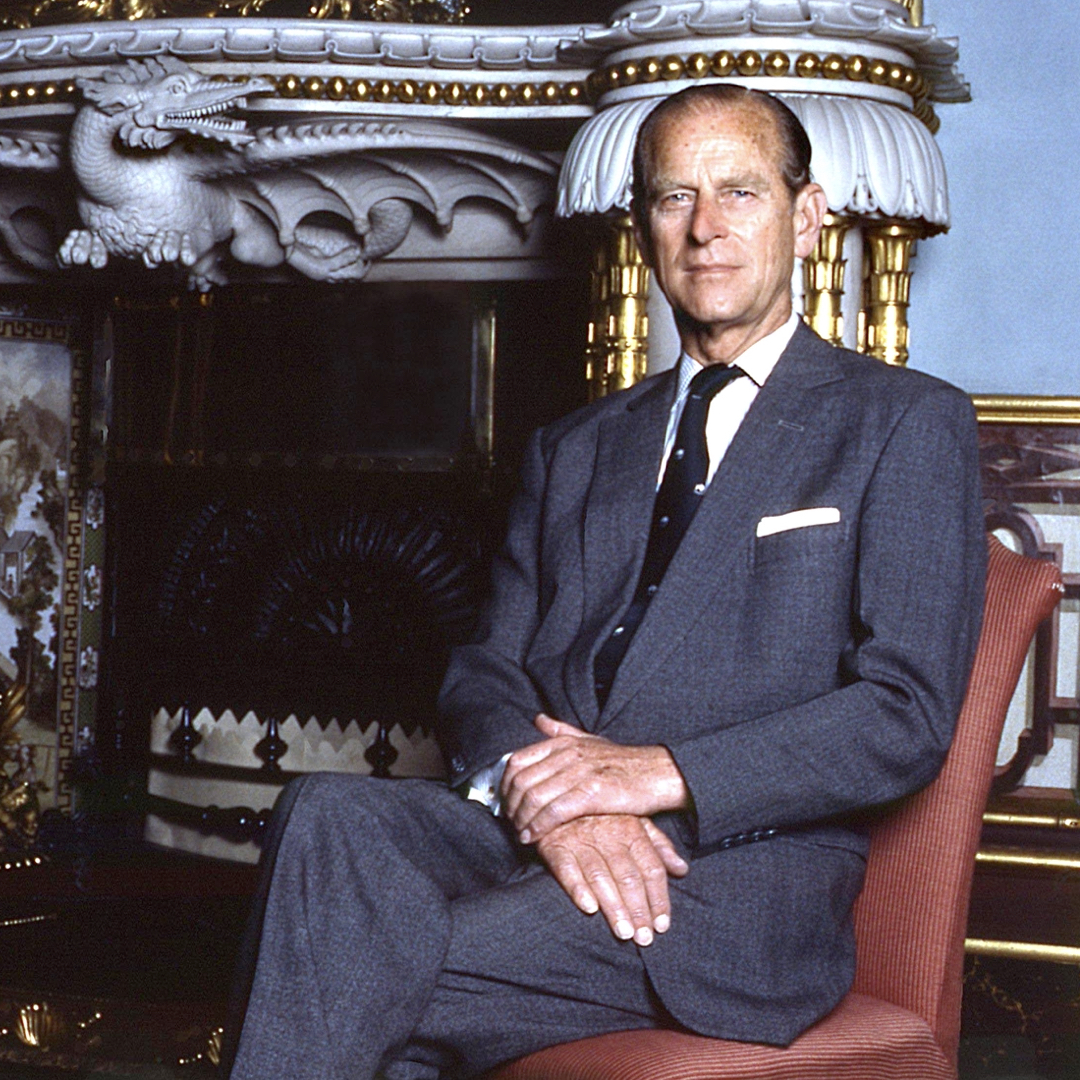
[228,774,673,1080]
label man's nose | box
[689,197,729,245]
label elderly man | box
[226,85,984,1080]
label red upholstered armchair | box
[492,537,1064,1080]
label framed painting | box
[974,397,1080,796]
[0,312,94,849]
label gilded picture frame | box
[975,395,1080,800]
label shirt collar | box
[674,310,801,394]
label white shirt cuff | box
[459,753,511,816]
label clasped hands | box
[500,713,690,947]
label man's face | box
[636,101,823,346]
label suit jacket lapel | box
[598,325,847,725]
[564,374,674,728]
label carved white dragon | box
[0,57,557,287]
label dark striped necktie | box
[593,362,745,708]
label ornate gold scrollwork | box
[0,0,269,23]
[16,1002,65,1050]
[802,213,850,347]
[0,0,468,26]
[586,215,651,400]
[0,682,41,851]
[860,220,924,367]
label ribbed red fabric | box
[491,537,1062,1080]
[849,538,1062,1065]
[493,994,951,1080]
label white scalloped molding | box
[0,18,598,74]
[145,707,447,861]
[0,2,966,103]
[557,91,948,226]
[151,706,445,776]
[565,0,968,102]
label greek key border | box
[54,340,88,812]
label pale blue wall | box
[907,1,1080,394]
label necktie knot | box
[687,362,744,403]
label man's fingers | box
[642,818,690,878]
[504,717,588,794]
[578,843,653,945]
[534,713,587,739]
[500,742,562,813]
[518,783,597,844]
[502,738,558,778]
[537,817,679,946]
[506,735,687,840]
[502,752,576,825]
[627,829,675,935]
[541,842,599,916]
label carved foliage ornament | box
[0,57,556,286]
[0,0,468,30]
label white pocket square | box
[756,507,841,538]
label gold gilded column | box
[861,220,923,367]
[801,213,850,346]
[586,215,650,399]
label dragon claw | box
[58,229,108,269]
[285,241,369,282]
[142,229,196,269]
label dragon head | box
[76,57,273,150]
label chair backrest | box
[851,536,1063,1066]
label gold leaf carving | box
[9,0,467,23]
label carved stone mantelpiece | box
[0,0,964,301]
[0,19,599,286]
[0,54,566,287]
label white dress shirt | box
[658,311,799,489]
[461,311,799,813]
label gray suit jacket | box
[438,323,986,1045]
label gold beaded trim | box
[274,73,588,107]
[0,855,46,872]
[0,80,79,107]
[590,49,939,131]
[0,56,939,130]
[0,74,588,110]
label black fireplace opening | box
[99,276,588,796]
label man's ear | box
[631,202,654,268]
[792,183,829,260]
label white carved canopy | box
[557,91,949,226]
[564,0,968,102]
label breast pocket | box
[750,520,850,570]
